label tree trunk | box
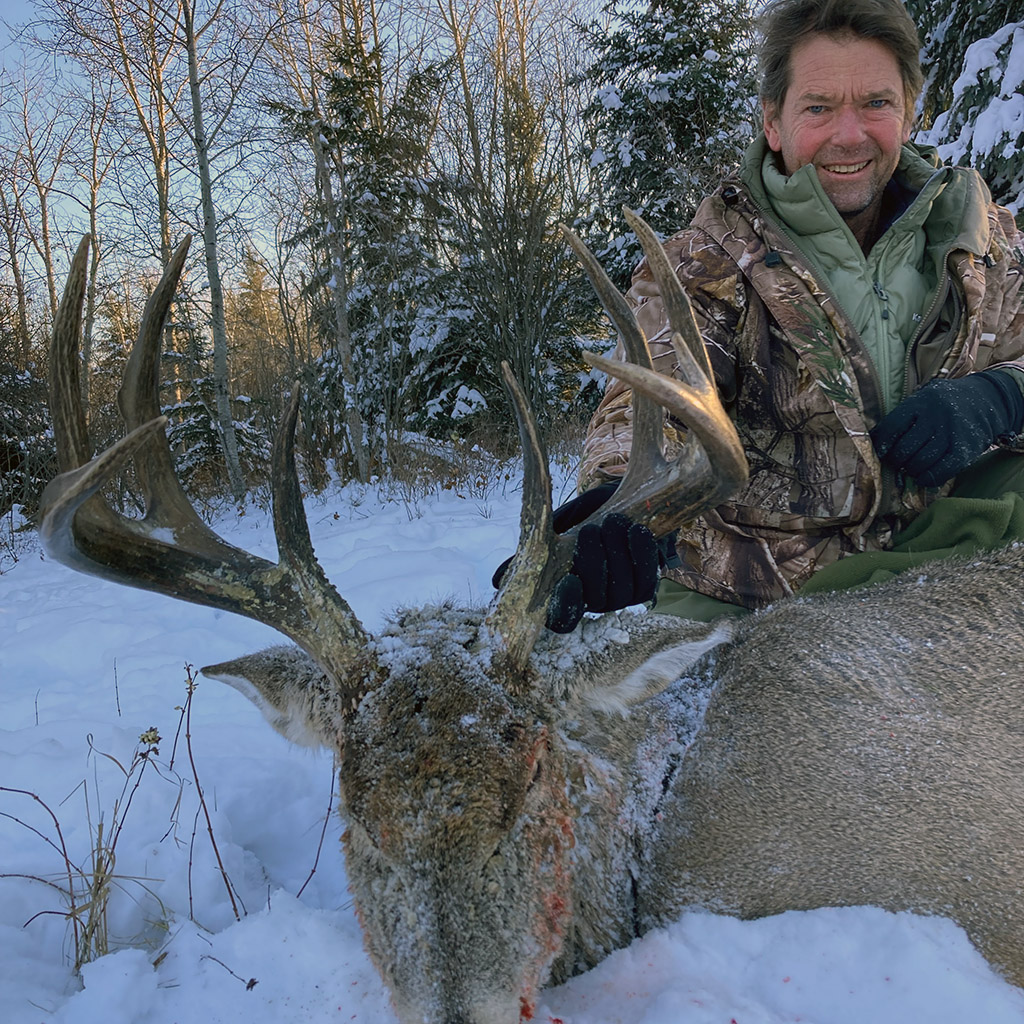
[311,131,370,483]
[182,0,247,502]
[0,191,32,367]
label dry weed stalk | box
[0,728,168,970]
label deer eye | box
[503,721,527,744]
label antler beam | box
[489,210,749,668]
[39,236,379,707]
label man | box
[545,0,1024,629]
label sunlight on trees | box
[0,0,1019,510]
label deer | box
[39,211,1024,1024]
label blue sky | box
[1,0,38,70]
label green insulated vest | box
[742,140,979,414]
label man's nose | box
[832,106,868,147]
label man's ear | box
[763,100,782,152]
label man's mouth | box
[822,160,870,175]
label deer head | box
[39,213,747,1023]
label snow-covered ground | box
[3,470,1024,1024]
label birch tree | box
[35,0,286,498]
[177,0,280,499]
[1,64,79,322]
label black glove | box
[546,511,660,632]
[493,479,672,634]
[551,479,622,533]
[490,480,622,590]
[871,370,1024,487]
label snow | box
[452,384,487,418]
[917,20,1024,212]
[4,474,1024,1023]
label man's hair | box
[758,0,923,116]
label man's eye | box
[868,99,888,108]
[807,105,826,115]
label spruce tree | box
[909,0,1024,215]
[274,42,444,469]
[577,0,758,286]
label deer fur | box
[204,543,1024,1022]
[40,219,1024,1024]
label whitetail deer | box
[40,213,1024,1024]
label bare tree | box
[36,0,185,258]
[32,0,293,499]
[0,137,33,366]
[58,77,120,415]
[176,0,284,500]
[0,64,81,323]
[428,0,595,428]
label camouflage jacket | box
[580,150,1024,610]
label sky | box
[4,470,1024,1023]
[1,0,40,72]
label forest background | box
[1,0,1022,535]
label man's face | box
[763,33,911,239]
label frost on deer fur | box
[204,643,344,749]
[333,599,732,1005]
[204,602,730,760]
[42,218,1024,1024]
[372,601,730,713]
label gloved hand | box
[546,511,660,632]
[551,479,622,534]
[871,370,1024,487]
[492,479,673,634]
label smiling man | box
[762,32,912,248]
[533,0,1024,628]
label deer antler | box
[489,209,749,669]
[39,235,379,709]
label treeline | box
[0,0,1019,517]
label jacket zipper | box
[744,194,887,405]
[740,190,899,515]
[902,250,955,401]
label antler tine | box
[621,207,714,383]
[117,235,211,539]
[40,236,379,706]
[272,383,371,656]
[39,418,169,576]
[486,363,562,672]
[50,235,98,474]
[559,222,664,487]
[561,213,748,540]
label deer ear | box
[566,618,735,715]
[203,645,342,750]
